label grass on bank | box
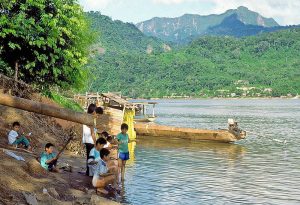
[47,91,83,112]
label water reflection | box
[119,138,248,205]
[137,136,247,162]
[127,142,136,167]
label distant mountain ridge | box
[136,6,280,44]
[205,13,299,37]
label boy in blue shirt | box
[40,143,59,172]
[117,123,133,181]
[88,137,107,176]
[92,148,117,194]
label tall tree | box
[0,0,93,89]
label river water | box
[120,99,300,205]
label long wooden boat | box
[135,122,246,143]
[134,116,157,123]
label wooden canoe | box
[135,122,246,143]
[134,116,156,123]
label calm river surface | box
[120,99,300,205]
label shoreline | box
[131,96,300,101]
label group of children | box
[87,123,132,194]
[81,103,133,193]
[7,103,132,194]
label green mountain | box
[136,6,279,44]
[89,28,300,98]
[86,11,170,54]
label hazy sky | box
[78,0,300,25]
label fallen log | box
[0,94,123,135]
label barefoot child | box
[117,123,132,181]
[92,148,117,194]
[40,143,59,172]
[7,121,31,150]
[87,137,107,176]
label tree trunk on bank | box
[0,94,123,135]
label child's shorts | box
[119,152,129,161]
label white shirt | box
[82,125,94,144]
[8,130,18,144]
[103,141,111,148]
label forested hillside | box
[89,28,300,98]
[86,11,169,54]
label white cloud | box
[152,0,197,4]
[79,0,300,25]
[79,0,113,10]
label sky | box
[78,0,300,26]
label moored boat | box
[135,122,246,143]
[134,116,156,122]
[133,102,157,123]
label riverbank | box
[0,92,121,204]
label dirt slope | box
[0,87,120,204]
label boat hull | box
[134,116,156,123]
[135,122,245,143]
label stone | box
[49,187,60,199]
[26,159,48,177]
[90,195,121,205]
[87,189,96,195]
[22,192,38,205]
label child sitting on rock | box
[7,121,31,150]
[40,143,59,172]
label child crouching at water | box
[92,148,118,194]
